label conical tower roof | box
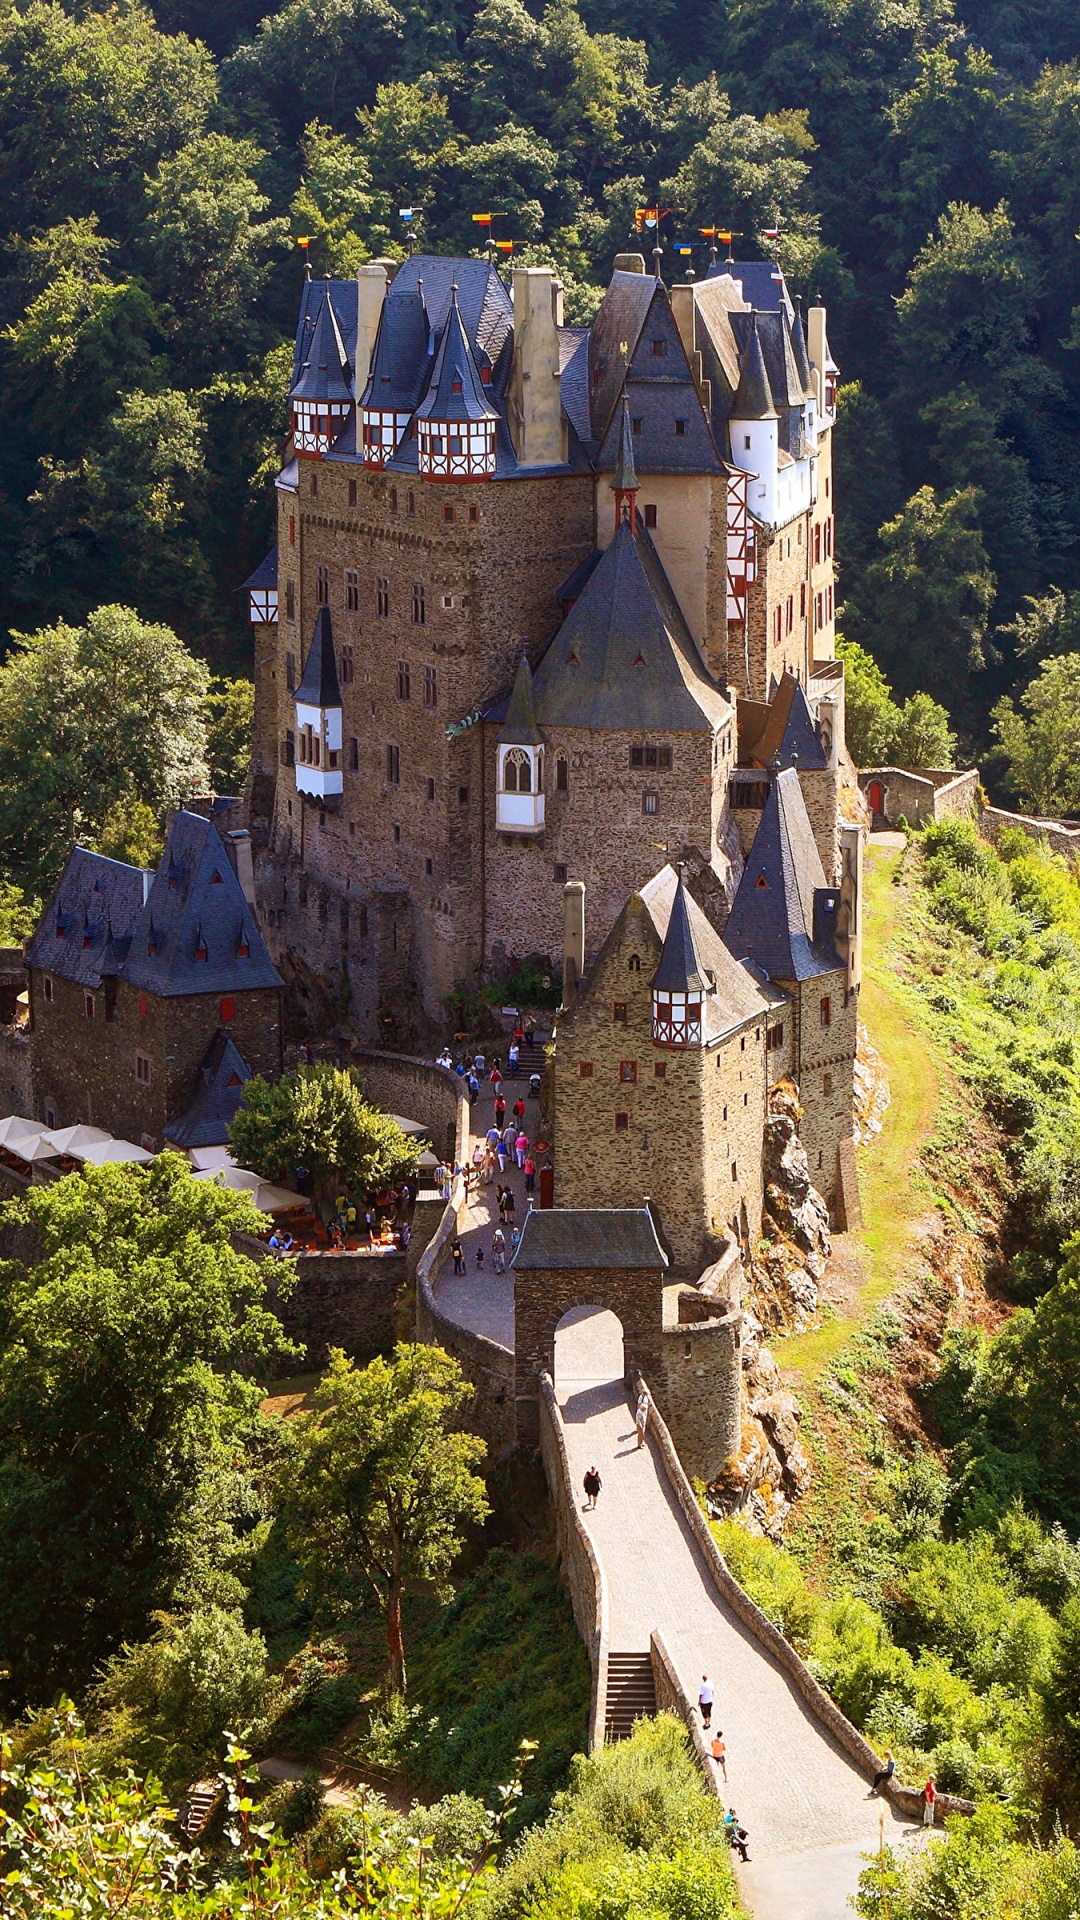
[289,285,353,405]
[416,291,497,424]
[731,313,776,421]
[295,606,342,709]
[498,654,543,746]
[790,297,814,401]
[650,872,709,993]
[610,395,639,496]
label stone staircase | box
[178,1778,226,1843]
[604,1651,657,1742]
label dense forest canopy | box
[3,0,1080,746]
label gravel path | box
[555,1309,913,1919]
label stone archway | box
[553,1304,625,1397]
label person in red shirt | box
[922,1775,937,1826]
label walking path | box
[556,1309,913,1920]
[430,1065,546,1349]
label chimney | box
[508,267,565,468]
[807,301,828,412]
[355,260,391,412]
[613,252,646,274]
[226,829,257,908]
[561,880,585,1007]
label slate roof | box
[706,260,792,315]
[790,298,814,399]
[611,395,638,493]
[739,672,828,771]
[395,254,513,368]
[640,864,768,1040]
[511,1206,668,1270]
[498,655,543,746]
[295,606,343,709]
[650,873,709,993]
[292,275,358,388]
[529,519,730,732]
[27,849,148,990]
[731,314,776,421]
[722,769,841,981]
[416,292,498,425]
[290,283,353,404]
[360,290,431,413]
[559,327,591,446]
[593,283,721,476]
[122,811,283,998]
[163,1032,252,1148]
[588,270,658,446]
[242,545,277,592]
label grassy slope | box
[780,839,946,1377]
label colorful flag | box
[495,239,514,253]
[472,212,493,226]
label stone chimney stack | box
[561,880,585,1007]
[807,301,828,413]
[508,266,565,468]
[355,260,393,426]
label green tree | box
[89,1607,276,1792]
[991,655,1080,816]
[0,1155,294,1703]
[141,133,288,373]
[95,794,166,870]
[0,604,209,896]
[0,882,39,945]
[663,80,822,279]
[895,202,1037,398]
[283,1345,489,1694]
[230,1064,422,1211]
[854,485,995,712]
[891,692,957,768]
[837,639,955,769]
[290,120,383,275]
[205,675,255,795]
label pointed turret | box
[790,296,814,401]
[651,872,709,1046]
[289,285,353,455]
[295,606,342,710]
[499,654,543,747]
[294,607,344,800]
[732,313,776,421]
[416,288,498,478]
[610,396,639,530]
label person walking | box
[476,1244,485,1270]
[502,1185,516,1224]
[635,1389,650,1449]
[451,1237,465,1276]
[922,1775,937,1827]
[494,1092,506,1129]
[496,1134,510,1174]
[710,1732,727,1783]
[492,1226,506,1274]
[473,1051,486,1076]
[467,1072,480,1104]
[490,1062,502,1090]
[524,1153,536,1194]
[513,1095,526,1124]
[515,1130,529,1170]
[872,1752,895,1795]
[698,1677,713,1728]
[507,1041,519,1078]
[583,1466,601,1509]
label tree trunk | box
[387,1572,406,1696]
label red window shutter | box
[220,996,235,1022]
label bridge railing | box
[633,1371,975,1826]
[538,1369,608,1754]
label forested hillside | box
[3,0,1080,764]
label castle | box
[245,249,850,1049]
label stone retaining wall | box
[349,1047,463,1165]
[633,1371,975,1825]
[538,1369,608,1753]
[859,767,979,829]
[246,1233,406,1362]
[414,1179,516,1454]
[980,804,1080,864]
[651,1630,721,1792]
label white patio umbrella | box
[40,1123,112,1157]
[193,1164,307,1213]
[187,1145,237,1172]
[77,1138,154,1166]
[0,1115,54,1153]
[390,1114,429,1138]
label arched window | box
[628,954,641,973]
[555,754,568,792]
[503,748,531,794]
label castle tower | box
[728,314,778,527]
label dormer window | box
[417,417,496,479]
[195,934,208,961]
[652,989,702,1047]
[238,935,249,957]
[361,408,412,469]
